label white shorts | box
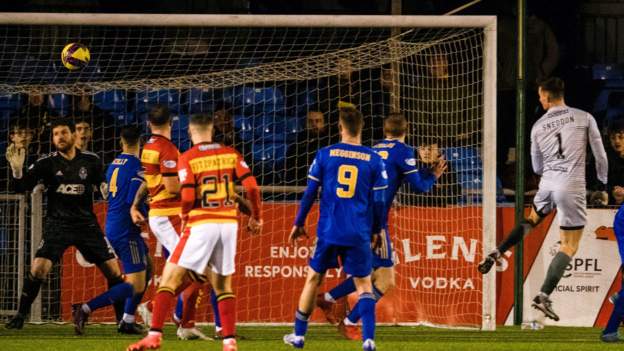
[169,222,238,276]
[533,188,587,229]
[148,215,181,254]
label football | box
[61,42,90,70]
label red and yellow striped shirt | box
[178,142,261,227]
[141,134,181,216]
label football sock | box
[358,292,376,341]
[181,282,202,328]
[108,276,127,322]
[210,289,222,329]
[328,277,356,301]
[174,295,183,322]
[294,309,310,337]
[498,221,533,254]
[18,272,44,315]
[86,282,134,312]
[347,285,384,323]
[122,313,135,324]
[150,287,176,332]
[604,288,624,335]
[124,289,145,318]
[217,293,236,339]
[540,251,572,295]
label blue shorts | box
[108,234,149,274]
[372,226,394,269]
[614,205,624,264]
[309,237,372,278]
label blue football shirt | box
[372,139,436,212]
[307,143,388,245]
[105,153,145,240]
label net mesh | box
[0,22,488,328]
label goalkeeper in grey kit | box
[478,77,608,321]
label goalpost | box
[0,13,496,330]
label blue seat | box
[171,114,191,151]
[256,116,289,142]
[109,112,136,125]
[135,89,181,114]
[188,88,214,114]
[234,115,255,142]
[285,116,305,141]
[444,147,482,173]
[0,94,23,111]
[48,94,71,116]
[252,143,288,170]
[224,86,284,114]
[288,89,317,116]
[94,90,127,112]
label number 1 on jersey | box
[556,133,565,159]
[337,165,358,198]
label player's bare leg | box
[5,258,53,329]
[208,270,237,351]
[479,209,543,274]
[127,262,187,351]
[284,269,325,348]
[532,228,582,321]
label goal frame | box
[1,13,497,331]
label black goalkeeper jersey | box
[15,149,104,223]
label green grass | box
[0,324,620,351]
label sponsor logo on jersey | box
[163,160,177,168]
[405,158,416,166]
[199,144,220,151]
[178,168,188,182]
[79,167,88,180]
[56,184,86,195]
[240,160,249,169]
[56,170,63,177]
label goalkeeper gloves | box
[5,143,26,179]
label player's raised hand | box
[6,143,26,178]
[130,205,146,226]
[432,156,447,179]
[289,226,308,245]
[247,217,263,235]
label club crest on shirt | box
[79,166,88,180]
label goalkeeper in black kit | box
[5,119,134,335]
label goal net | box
[0,14,496,330]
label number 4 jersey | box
[530,105,608,190]
[105,153,145,239]
[177,142,261,226]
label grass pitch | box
[0,324,619,351]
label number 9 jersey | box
[307,143,388,246]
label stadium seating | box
[171,114,191,152]
[47,93,71,116]
[187,88,213,114]
[224,86,285,115]
[135,89,181,114]
[0,94,23,112]
[93,90,127,112]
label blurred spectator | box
[213,102,236,147]
[407,136,460,207]
[70,94,115,163]
[19,93,50,155]
[286,110,338,185]
[5,118,38,192]
[73,118,92,152]
[604,118,624,205]
[415,50,481,148]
